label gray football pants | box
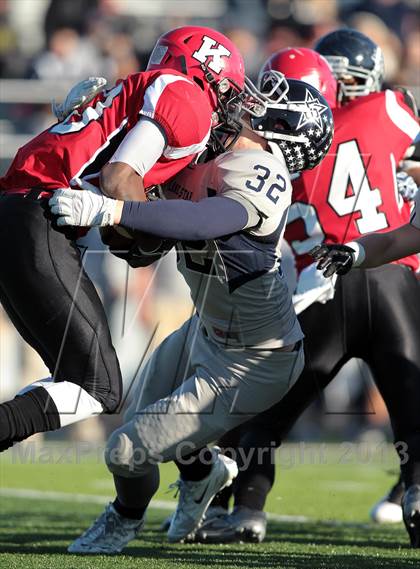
[105,316,304,477]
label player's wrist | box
[345,241,366,267]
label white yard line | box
[0,487,309,523]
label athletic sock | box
[234,470,274,511]
[209,485,232,510]
[399,435,420,487]
[113,467,159,520]
[113,498,147,521]
[233,427,277,512]
[0,386,60,444]
[175,447,214,481]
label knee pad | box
[105,428,159,478]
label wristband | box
[345,241,366,267]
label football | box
[100,227,175,267]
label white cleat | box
[370,499,403,524]
[167,452,238,543]
[68,503,144,554]
[159,505,228,532]
[370,480,404,524]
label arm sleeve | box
[109,117,167,176]
[119,196,249,240]
[221,189,262,229]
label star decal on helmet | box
[289,89,329,131]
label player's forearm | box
[113,197,249,240]
[100,163,146,201]
[355,224,420,267]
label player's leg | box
[0,194,122,449]
[105,328,304,544]
[68,317,203,553]
[199,288,348,543]
[364,265,420,545]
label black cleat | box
[196,506,266,544]
[402,484,420,548]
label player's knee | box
[82,372,122,414]
[105,429,157,477]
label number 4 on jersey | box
[328,140,388,234]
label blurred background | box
[0,0,419,445]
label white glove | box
[52,77,107,121]
[49,178,117,227]
[397,171,418,202]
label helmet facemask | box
[251,75,334,173]
[206,70,290,155]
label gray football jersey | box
[164,149,303,348]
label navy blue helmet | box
[315,28,384,99]
[253,74,334,173]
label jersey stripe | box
[385,90,420,141]
[70,118,128,183]
[163,132,211,159]
[50,83,124,135]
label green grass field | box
[0,442,419,568]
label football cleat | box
[370,479,404,524]
[160,513,173,532]
[67,503,144,554]
[167,451,238,543]
[159,505,227,532]
[402,484,420,548]
[196,506,267,544]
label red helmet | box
[147,26,245,113]
[259,47,338,109]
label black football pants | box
[219,264,420,508]
[0,193,122,413]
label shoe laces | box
[168,479,199,524]
[83,505,138,543]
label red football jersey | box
[0,69,212,192]
[285,90,420,273]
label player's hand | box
[310,244,355,277]
[49,178,117,227]
[396,171,418,202]
[52,77,107,121]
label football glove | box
[310,244,356,277]
[52,77,107,121]
[396,171,418,202]
[49,178,116,227]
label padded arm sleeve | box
[109,117,166,176]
